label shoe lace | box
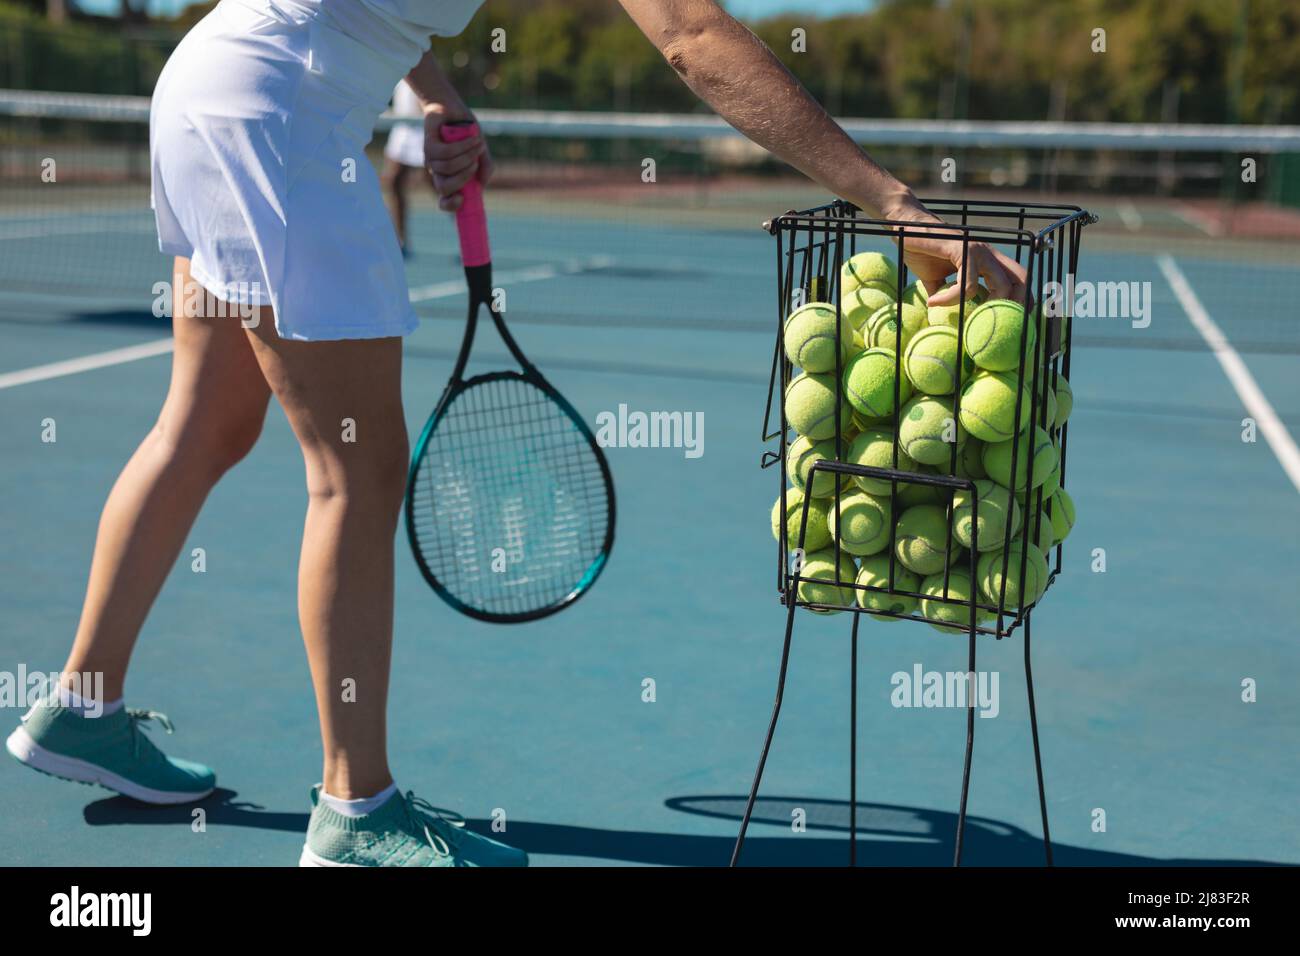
[402,791,467,859]
[126,708,174,759]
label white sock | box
[320,782,399,817]
[55,685,124,717]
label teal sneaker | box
[6,699,215,804]
[299,786,529,867]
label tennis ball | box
[1054,375,1073,425]
[1040,452,1061,497]
[955,438,987,480]
[902,279,928,308]
[903,326,972,396]
[828,490,893,555]
[844,348,912,419]
[841,252,897,296]
[898,394,967,466]
[952,479,1021,552]
[797,549,857,613]
[898,464,943,506]
[843,285,895,341]
[1026,509,1055,552]
[783,301,851,373]
[1038,384,1058,430]
[864,303,927,352]
[787,435,840,498]
[894,503,960,575]
[772,487,832,551]
[1048,487,1075,542]
[919,568,992,633]
[856,553,921,619]
[927,282,988,328]
[847,427,919,495]
[977,544,1049,610]
[958,370,1032,443]
[963,299,1036,372]
[785,372,851,440]
[981,426,1058,493]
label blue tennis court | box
[2,180,1298,866]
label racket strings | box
[409,375,610,617]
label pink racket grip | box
[440,121,490,267]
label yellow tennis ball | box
[786,435,839,498]
[919,567,992,633]
[952,479,1021,552]
[958,370,1032,443]
[855,553,920,619]
[1053,375,1073,425]
[898,394,967,466]
[840,251,898,296]
[796,549,858,614]
[847,427,919,495]
[843,286,895,340]
[981,426,1058,492]
[772,487,832,551]
[864,303,927,352]
[783,301,852,373]
[894,503,960,575]
[963,299,1036,372]
[828,490,893,555]
[843,347,912,419]
[903,325,972,396]
[977,543,1049,610]
[927,282,988,328]
[902,279,928,308]
[1048,487,1075,542]
[785,372,851,440]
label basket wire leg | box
[850,612,859,867]
[730,596,800,867]
[1024,615,1054,865]
[952,626,978,866]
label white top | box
[249,0,484,73]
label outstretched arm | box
[618,0,1025,304]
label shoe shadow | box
[82,788,308,835]
[467,796,1290,867]
[79,791,1290,866]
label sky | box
[74,0,872,21]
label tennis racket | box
[405,120,616,624]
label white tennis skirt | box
[150,0,418,341]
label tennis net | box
[4,88,1300,311]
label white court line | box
[1115,201,1142,232]
[407,254,613,302]
[0,338,175,390]
[0,254,616,390]
[1157,254,1300,494]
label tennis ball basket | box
[733,198,1097,867]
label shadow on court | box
[75,790,1288,867]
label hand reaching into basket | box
[618,0,1028,308]
[882,194,1030,308]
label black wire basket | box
[762,198,1095,638]
[733,198,1097,867]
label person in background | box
[382,78,436,256]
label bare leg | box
[61,258,271,700]
[241,320,407,800]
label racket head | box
[405,368,616,624]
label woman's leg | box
[61,257,271,700]
[240,319,408,800]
